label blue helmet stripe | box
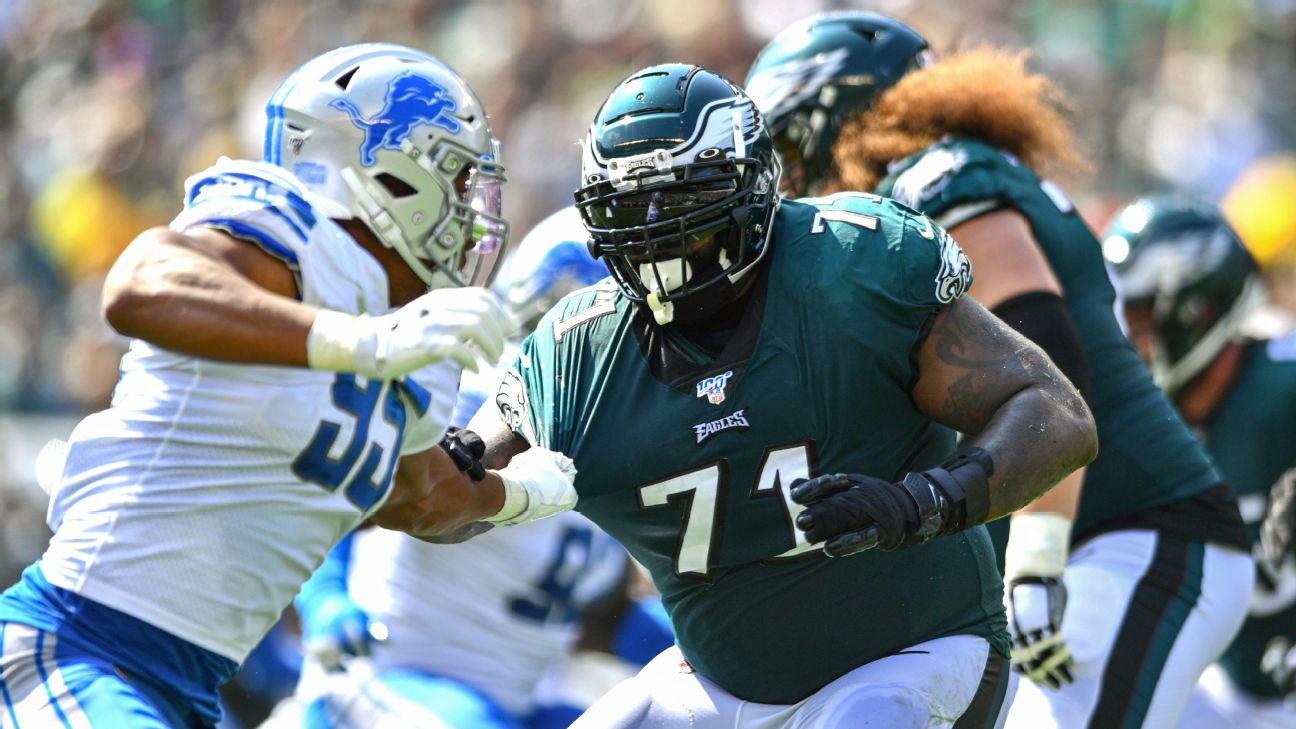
[263,77,287,164]
[264,45,370,166]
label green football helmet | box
[575,64,781,326]
[744,12,931,197]
[1104,195,1261,395]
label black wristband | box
[439,427,487,481]
[921,447,994,534]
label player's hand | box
[307,287,511,378]
[790,472,950,557]
[302,594,377,672]
[488,447,578,526]
[1261,636,1296,697]
[1261,471,1296,567]
[1007,575,1075,689]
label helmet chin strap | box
[641,258,688,325]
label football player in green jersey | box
[467,63,1097,729]
[1105,196,1296,729]
[745,12,1253,729]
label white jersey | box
[39,159,460,664]
[349,514,626,716]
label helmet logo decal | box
[589,98,761,167]
[746,48,849,119]
[330,71,461,167]
[696,370,734,405]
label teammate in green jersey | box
[1106,196,1296,729]
[745,12,1253,729]
[466,63,1098,728]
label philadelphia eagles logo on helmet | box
[745,47,849,126]
[745,11,931,197]
[574,64,781,326]
[1105,195,1262,395]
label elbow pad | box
[991,291,1091,399]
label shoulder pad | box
[886,139,1015,217]
[174,159,321,259]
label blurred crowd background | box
[1,0,1295,590]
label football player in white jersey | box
[274,206,674,729]
[0,44,578,729]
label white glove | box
[306,287,510,378]
[486,447,579,526]
[1004,512,1075,690]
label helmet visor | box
[457,166,509,287]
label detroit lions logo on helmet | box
[331,71,461,167]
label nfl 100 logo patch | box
[696,371,734,405]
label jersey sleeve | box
[170,158,321,299]
[493,286,615,453]
[795,194,972,390]
[896,212,973,311]
[805,193,972,313]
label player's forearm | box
[968,381,1097,522]
[104,229,314,366]
[1015,468,1084,519]
[374,459,506,538]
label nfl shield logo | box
[696,371,734,405]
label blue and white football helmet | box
[263,43,508,289]
[493,206,608,335]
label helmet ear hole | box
[334,66,359,90]
[375,172,417,198]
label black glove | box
[439,427,487,481]
[1261,470,1296,567]
[789,472,950,556]
[790,449,993,558]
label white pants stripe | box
[1003,531,1253,729]
[0,623,93,729]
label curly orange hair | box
[829,47,1086,194]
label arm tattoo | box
[919,298,1098,521]
[928,300,1041,434]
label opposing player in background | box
[472,63,1099,728]
[1104,197,1296,729]
[280,206,672,729]
[745,13,1252,728]
[0,44,577,729]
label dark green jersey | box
[877,138,1224,540]
[499,195,1007,704]
[1205,336,1296,697]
